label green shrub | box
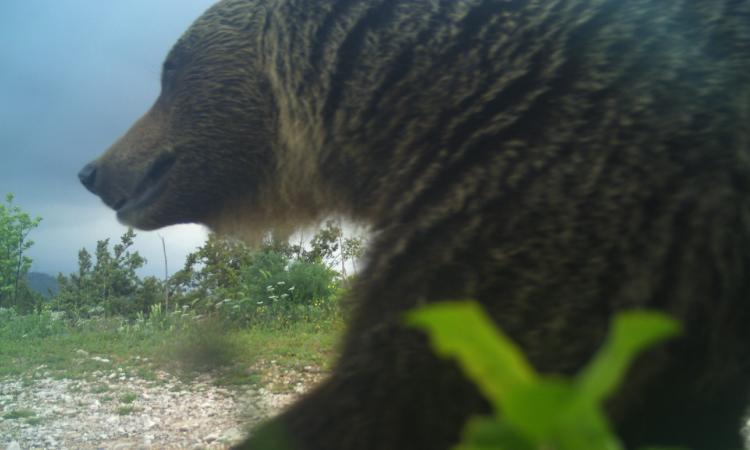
[0,307,68,339]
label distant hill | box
[26,272,59,297]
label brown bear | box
[79,0,750,449]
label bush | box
[0,307,68,339]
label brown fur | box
[81,0,750,449]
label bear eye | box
[163,60,177,72]
[161,59,179,90]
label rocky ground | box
[0,359,325,450]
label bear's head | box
[79,0,293,237]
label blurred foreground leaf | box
[407,301,682,450]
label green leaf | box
[638,446,688,450]
[576,311,681,404]
[638,447,691,450]
[455,416,536,450]
[501,379,574,438]
[551,401,622,450]
[408,302,684,450]
[406,301,535,407]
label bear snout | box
[80,148,181,229]
[78,162,98,194]
[78,157,135,213]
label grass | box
[236,322,342,370]
[3,409,36,420]
[90,384,110,394]
[135,366,158,381]
[0,319,168,379]
[25,417,44,426]
[0,310,343,387]
[120,392,137,404]
[159,318,343,386]
[116,406,136,415]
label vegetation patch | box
[3,409,36,420]
[0,195,351,444]
[116,406,136,416]
[90,384,110,394]
[119,392,137,404]
[25,417,44,426]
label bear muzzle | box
[78,151,176,228]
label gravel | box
[0,363,323,449]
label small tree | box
[0,193,42,310]
[55,248,96,316]
[169,233,256,311]
[135,276,164,316]
[304,220,342,267]
[55,229,146,318]
[302,220,367,279]
[342,235,366,274]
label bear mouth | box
[116,152,176,225]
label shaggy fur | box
[81,0,750,449]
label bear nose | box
[78,162,99,193]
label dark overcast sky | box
[0,0,217,277]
